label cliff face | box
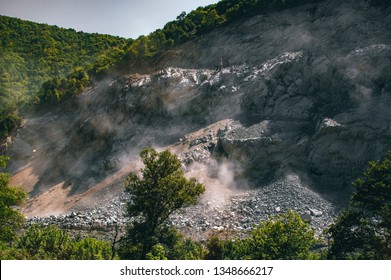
[6,0,391,218]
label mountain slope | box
[4,0,391,234]
[0,15,128,114]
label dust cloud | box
[184,159,247,209]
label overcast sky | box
[0,0,219,38]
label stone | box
[300,211,312,222]
[310,208,323,217]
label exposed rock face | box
[216,44,391,197]
[5,0,391,234]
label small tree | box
[119,148,205,259]
[0,156,26,245]
[327,152,391,259]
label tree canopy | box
[327,151,391,259]
[119,148,205,259]
[206,211,319,260]
[123,0,324,63]
[0,15,129,139]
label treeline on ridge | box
[33,0,325,107]
[3,0,324,107]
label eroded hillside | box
[5,0,391,235]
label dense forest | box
[0,15,128,108]
[0,15,129,139]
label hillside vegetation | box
[0,15,129,139]
[124,0,323,60]
[5,1,325,107]
[0,15,128,107]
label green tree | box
[70,237,113,260]
[145,244,168,260]
[327,152,391,259]
[0,112,22,140]
[16,224,73,259]
[0,156,26,244]
[144,226,206,260]
[3,224,114,260]
[245,211,318,259]
[206,211,319,260]
[119,148,205,259]
[169,232,206,260]
[205,234,229,260]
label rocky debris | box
[169,174,336,237]
[26,173,336,239]
[26,192,131,230]
[180,147,211,165]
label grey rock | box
[300,211,312,222]
[310,209,323,217]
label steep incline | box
[5,1,391,234]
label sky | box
[0,0,219,39]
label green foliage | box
[15,224,73,259]
[146,244,168,260]
[144,227,206,260]
[119,148,205,259]
[2,224,114,260]
[0,14,129,129]
[0,155,10,169]
[0,169,26,244]
[1,1,323,135]
[36,67,90,104]
[206,211,318,260]
[244,211,318,259]
[0,112,22,140]
[205,234,230,260]
[123,0,322,63]
[68,237,114,260]
[171,237,207,260]
[327,151,391,259]
[0,51,28,112]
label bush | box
[0,112,22,139]
[327,151,391,259]
[206,211,319,260]
[9,224,114,260]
